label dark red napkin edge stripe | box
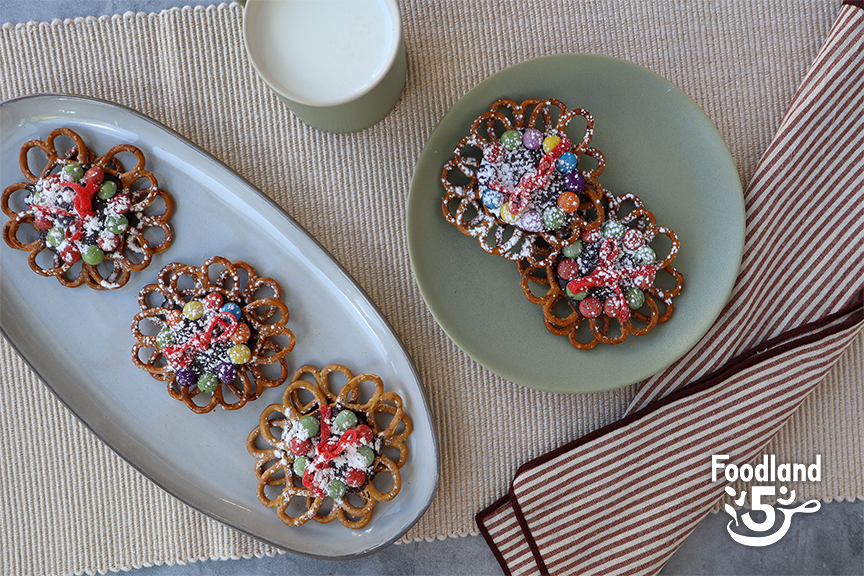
[476,292,864,575]
[843,0,863,9]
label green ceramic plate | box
[407,54,744,394]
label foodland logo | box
[711,454,822,547]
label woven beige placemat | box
[1,2,860,575]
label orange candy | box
[231,322,251,343]
[557,191,580,213]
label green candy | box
[299,415,320,437]
[197,372,219,392]
[542,207,565,230]
[45,227,64,247]
[156,328,175,349]
[327,479,347,499]
[567,287,589,301]
[626,287,646,309]
[634,245,656,265]
[292,456,308,476]
[30,190,47,205]
[62,164,84,180]
[334,410,357,431]
[500,130,522,150]
[105,214,128,234]
[561,240,583,259]
[358,446,376,468]
[603,220,626,240]
[98,181,118,199]
[80,245,104,265]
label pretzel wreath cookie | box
[131,257,296,413]
[247,365,411,529]
[441,98,606,267]
[2,128,174,289]
[518,190,684,349]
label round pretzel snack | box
[441,98,606,267]
[2,128,174,290]
[518,190,684,349]
[131,256,296,413]
[246,364,411,529]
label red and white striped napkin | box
[477,2,864,574]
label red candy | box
[622,229,644,251]
[84,166,104,186]
[603,297,622,318]
[33,213,53,230]
[289,437,311,456]
[59,243,80,264]
[109,194,131,213]
[483,142,506,164]
[97,233,120,252]
[581,227,602,243]
[579,297,602,318]
[204,292,224,310]
[354,424,373,444]
[557,258,580,280]
[344,468,367,488]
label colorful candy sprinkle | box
[299,415,320,437]
[522,128,543,150]
[564,171,585,194]
[215,362,237,383]
[542,135,562,154]
[289,436,311,456]
[293,456,309,476]
[197,372,219,392]
[231,323,251,343]
[156,328,175,349]
[221,302,242,320]
[622,229,644,251]
[45,226,64,247]
[519,209,543,232]
[483,142,506,163]
[500,130,522,150]
[105,214,128,234]
[98,180,117,200]
[603,220,626,240]
[557,191,580,213]
[327,478,347,499]
[358,446,376,467]
[176,369,196,387]
[625,287,645,309]
[481,188,504,209]
[334,410,358,431]
[556,152,578,174]
[562,240,583,259]
[499,202,520,224]
[579,296,602,318]
[345,469,367,488]
[63,164,84,180]
[634,245,656,265]
[557,258,580,280]
[603,297,623,318]
[581,227,602,243]
[542,206,565,230]
[228,343,251,364]
[183,300,204,320]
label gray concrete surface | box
[2,1,862,575]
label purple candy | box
[476,163,495,186]
[216,362,237,383]
[522,129,543,150]
[176,369,196,387]
[519,209,543,232]
[564,171,586,193]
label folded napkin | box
[477,2,864,574]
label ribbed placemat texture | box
[0,2,860,575]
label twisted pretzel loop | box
[247,365,411,529]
